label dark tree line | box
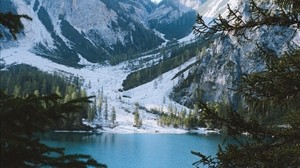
[159,109,204,129]
[0,92,106,168]
[0,12,32,39]
[0,64,82,97]
[0,12,105,167]
[192,0,300,167]
[122,41,205,90]
[0,64,92,130]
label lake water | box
[40,132,227,168]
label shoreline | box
[54,127,220,135]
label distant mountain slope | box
[170,0,300,108]
[148,0,205,39]
[0,0,209,67]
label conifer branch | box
[0,12,32,40]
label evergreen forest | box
[122,40,210,90]
[0,64,93,131]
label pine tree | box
[1,16,105,167]
[55,86,62,97]
[179,108,187,128]
[133,106,142,128]
[192,0,300,167]
[87,98,97,122]
[0,12,32,39]
[13,85,20,97]
[41,79,47,95]
[110,106,117,126]
[0,92,106,167]
[97,88,104,120]
[104,97,108,121]
[98,96,103,120]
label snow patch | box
[151,0,162,4]
[1,45,212,134]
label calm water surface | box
[40,132,226,168]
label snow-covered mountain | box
[148,0,205,39]
[171,0,300,109]
[1,0,226,133]
[4,0,296,133]
[0,0,208,67]
[1,0,159,66]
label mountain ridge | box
[5,0,294,133]
[1,0,208,67]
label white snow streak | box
[1,45,213,134]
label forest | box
[0,64,95,130]
[122,40,209,90]
[1,0,300,167]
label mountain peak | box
[2,0,212,67]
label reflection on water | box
[40,132,227,168]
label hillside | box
[170,0,300,109]
[2,0,297,133]
[0,0,206,67]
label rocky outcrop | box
[171,0,299,109]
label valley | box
[1,0,298,133]
[1,0,300,167]
[1,0,222,133]
[1,36,207,133]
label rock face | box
[2,0,298,109]
[0,0,205,67]
[171,0,299,109]
[148,0,205,39]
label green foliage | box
[87,98,97,122]
[0,12,32,39]
[0,64,91,130]
[133,106,142,128]
[0,12,105,168]
[0,91,106,168]
[193,101,300,168]
[0,64,83,96]
[240,48,300,103]
[110,106,117,126]
[97,88,104,120]
[122,41,204,90]
[104,97,108,121]
[193,0,299,39]
[158,104,205,129]
[192,0,300,167]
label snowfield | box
[1,42,217,134]
[0,0,233,134]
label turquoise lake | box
[40,132,227,168]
